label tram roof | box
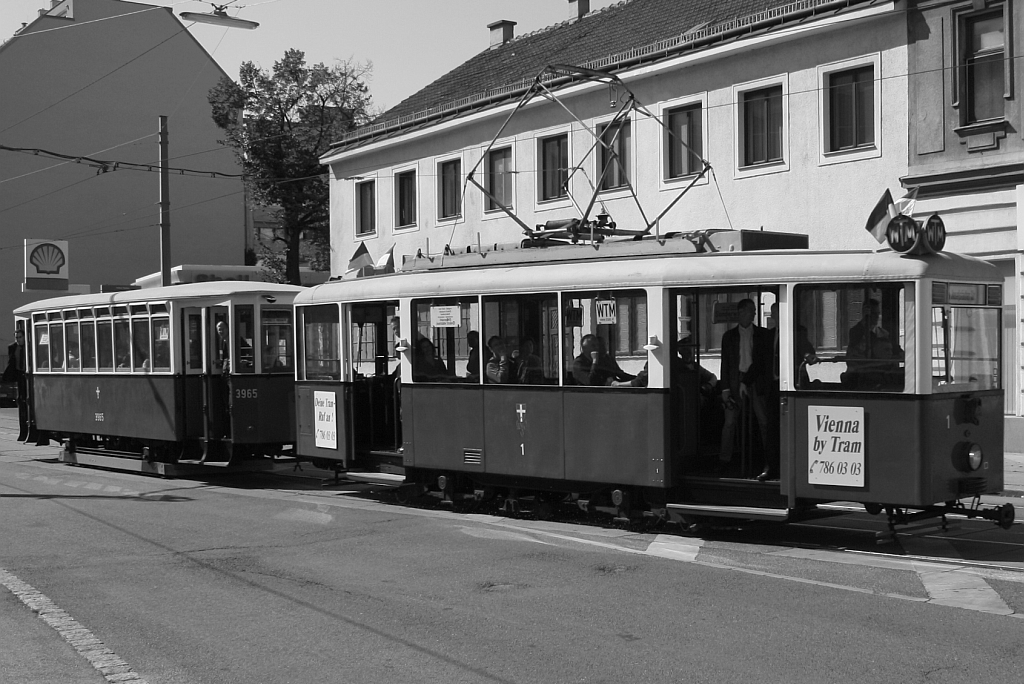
[296,248,1001,305]
[14,281,306,315]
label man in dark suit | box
[5,328,29,439]
[718,299,773,476]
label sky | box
[2,0,616,113]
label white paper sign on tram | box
[313,391,337,449]
[595,299,617,325]
[807,405,865,487]
[430,305,461,328]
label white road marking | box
[645,534,704,561]
[273,508,333,525]
[901,536,1013,615]
[458,526,552,544]
[0,566,148,683]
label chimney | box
[569,0,591,21]
[488,19,516,48]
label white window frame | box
[593,112,635,198]
[733,74,790,180]
[818,53,882,166]
[353,175,378,238]
[393,163,419,233]
[658,93,709,192]
[534,125,574,212]
[481,140,517,221]
[435,152,464,225]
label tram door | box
[669,289,779,481]
[348,301,401,455]
[207,307,231,459]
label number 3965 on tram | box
[14,281,305,469]
[290,223,1014,530]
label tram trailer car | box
[15,282,304,466]
[294,228,1012,529]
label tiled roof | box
[330,0,881,151]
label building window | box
[395,169,416,228]
[665,103,703,179]
[963,10,1005,123]
[356,180,375,236]
[599,119,630,190]
[828,66,874,151]
[438,159,461,219]
[743,86,783,166]
[539,134,568,201]
[486,147,513,211]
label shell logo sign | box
[24,239,69,291]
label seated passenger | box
[466,331,481,379]
[513,337,544,384]
[572,334,635,386]
[412,338,451,382]
[484,336,513,383]
[612,361,648,387]
[845,299,903,389]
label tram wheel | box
[863,503,883,516]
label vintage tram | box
[14,281,304,472]
[292,225,1014,529]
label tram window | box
[66,321,81,371]
[151,317,170,371]
[300,305,340,381]
[234,305,255,374]
[97,320,114,371]
[186,314,203,371]
[347,303,398,379]
[49,323,65,371]
[932,304,1000,393]
[688,289,776,385]
[114,320,131,371]
[412,298,478,382]
[261,310,293,373]
[795,284,905,392]
[562,290,648,386]
[132,318,151,372]
[80,322,97,372]
[34,322,49,371]
[482,294,558,385]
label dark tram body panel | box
[230,375,295,445]
[295,383,351,465]
[33,374,182,442]
[788,390,1004,507]
[404,385,667,488]
[481,387,564,480]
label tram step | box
[667,503,789,520]
[343,471,406,485]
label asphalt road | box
[2,431,1024,682]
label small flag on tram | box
[865,189,894,243]
[375,244,395,273]
[346,242,373,272]
[892,186,919,218]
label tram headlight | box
[952,442,984,472]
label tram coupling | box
[884,500,1015,531]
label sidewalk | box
[1004,452,1024,496]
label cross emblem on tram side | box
[516,404,526,423]
[96,386,100,399]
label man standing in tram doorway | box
[718,299,773,477]
[5,327,29,440]
[216,320,230,373]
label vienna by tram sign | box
[807,406,865,487]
